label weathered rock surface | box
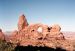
[0,29,5,40]
[47,24,65,40]
[50,24,61,32]
[18,14,28,31]
[7,14,74,51]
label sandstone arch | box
[26,24,50,40]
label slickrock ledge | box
[0,14,74,51]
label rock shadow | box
[14,45,66,51]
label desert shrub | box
[0,39,15,51]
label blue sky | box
[0,0,75,32]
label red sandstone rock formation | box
[47,24,65,40]
[8,14,74,51]
[50,24,61,32]
[9,30,18,43]
[18,14,28,31]
[0,29,5,40]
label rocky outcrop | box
[50,24,61,32]
[0,29,5,40]
[47,24,65,40]
[18,14,28,31]
[8,14,74,51]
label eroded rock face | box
[0,29,5,40]
[8,14,74,50]
[50,24,61,32]
[9,30,18,43]
[45,24,65,40]
[18,14,28,31]
[10,23,65,47]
